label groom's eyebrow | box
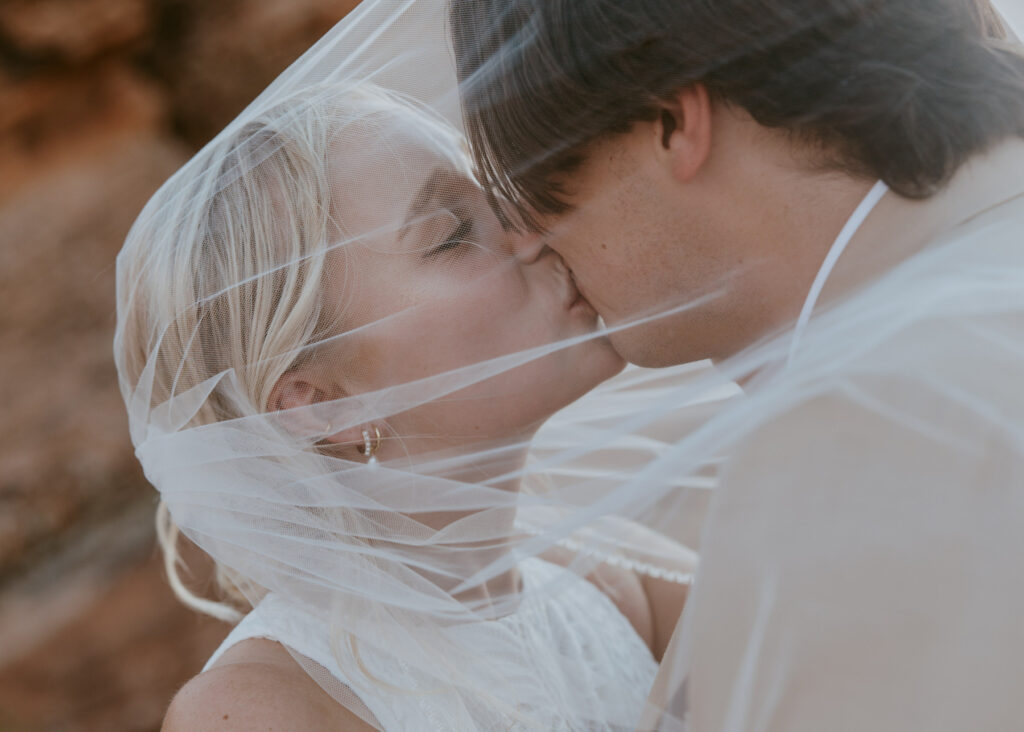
[401,168,457,239]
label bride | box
[114,79,696,730]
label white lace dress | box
[203,557,658,730]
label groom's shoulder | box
[727,356,1022,497]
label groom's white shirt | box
[645,136,1024,731]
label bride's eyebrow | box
[400,167,468,239]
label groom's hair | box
[452,0,1024,229]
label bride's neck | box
[401,437,532,610]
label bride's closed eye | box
[402,165,505,261]
[423,214,475,260]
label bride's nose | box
[507,228,547,264]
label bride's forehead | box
[327,118,468,228]
[330,103,466,171]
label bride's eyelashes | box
[423,215,475,260]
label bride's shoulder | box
[162,638,376,732]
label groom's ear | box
[655,84,713,184]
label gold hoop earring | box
[359,425,382,465]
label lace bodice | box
[203,557,658,730]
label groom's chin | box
[608,328,677,368]
[607,325,704,369]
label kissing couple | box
[116,1,1024,730]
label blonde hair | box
[115,83,436,622]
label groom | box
[452,1,1024,730]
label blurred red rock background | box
[0,1,358,729]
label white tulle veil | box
[113,0,1024,729]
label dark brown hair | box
[452,0,1024,229]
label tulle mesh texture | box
[114,0,1024,729]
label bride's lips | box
[565,268,597,314]
[548,249,596,315]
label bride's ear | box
[268,367,363,446]
[655,83,712,184]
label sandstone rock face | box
[155,0,361,147]
[0,2,356,730]
[0,0,149,64]
[0,133,187,580]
